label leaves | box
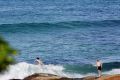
[0,36,17,72]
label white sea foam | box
[103,69,120,75]
[0,62,120,80]
[0,62,83,80]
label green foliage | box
[0,36,17,72]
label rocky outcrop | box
[23,73,97,80]
[23,73,61,80]
[11,73,120,80]
[99,74,120,80]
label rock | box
[82,76,97,80]
[23,73,61,80]
[23,73,120,80]
[97,74,120,80]
[23,73,83,80]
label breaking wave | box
[0,62,84,80]
[0,62,120,80]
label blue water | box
[0,0,120,24]
[0,0,120,75]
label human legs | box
[98,70,102,77]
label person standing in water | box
[96,60,102,77]
[35,57,43,65]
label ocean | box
[0,0,120,80]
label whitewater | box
[0,62,84,80]
[0,62,120,80]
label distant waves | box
[0,20,120,30]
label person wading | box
[96,60,102,77]
[35,57,43,65]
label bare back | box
[96,61,102,67]
[35,59,43,65]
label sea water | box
[0,0,120,80]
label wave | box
[0,20,120,34]
[0,62,84,80]
[103,62,120,71]
[64,62,120,74]
[0,62,120,80]
[0,20,120,29]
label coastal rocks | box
[23,73,61,80]
[23,73,120,80]
[23,73,82,80]
[101,75,120,80]
[23,73,98,80]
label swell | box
[0,20,120,29]
[64,62,120,74]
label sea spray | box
[0,62,120,80]
[0,62,84,80]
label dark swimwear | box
[97,66,102,71]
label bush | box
[0,37,17,72]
